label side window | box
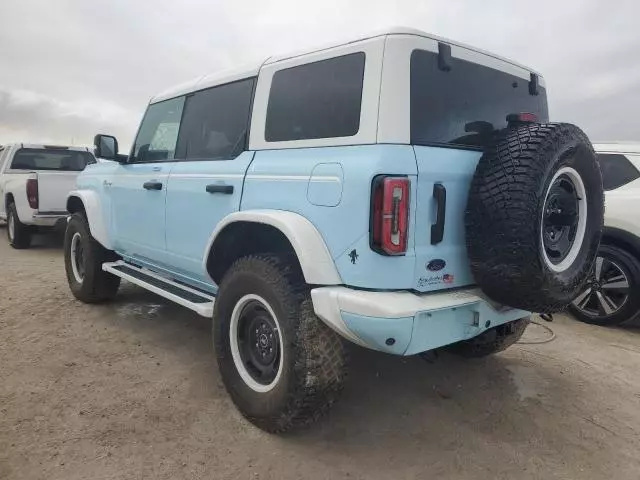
[176,78,255,160]
[131,96,185,163]
[598,153,640,190]
[265,52,366,142]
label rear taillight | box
[26,178,38,209]
[370,176,410,255]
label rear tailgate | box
[36,171,79,212]
[412,147,481,292]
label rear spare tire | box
[466,123,604,312]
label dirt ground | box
[1,231,640,480]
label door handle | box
[143,181,163,191]
[205,184,234,194]
[431,183,446,245]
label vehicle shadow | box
[93,285,594,462]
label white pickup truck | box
[0,143,96,248]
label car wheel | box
[213,254,348,433]
[64,212,120,303]
[569,244,640,325]
[6,203,32,249]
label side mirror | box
[94,134,119,161]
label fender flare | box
[203,210,342,285]
[66,190,112,249]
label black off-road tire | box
[466,123,604,313]
[447,317,530,358]
[64,212,120,303]
[213,254,348,433]
[569,244,640,325]
[7,203,32,249]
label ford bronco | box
[64,28,604,432]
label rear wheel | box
[447,317,530,358]
[569,244,640,325]
[7,203,32,249]
[64,212,120,303]
[213,254,348,433]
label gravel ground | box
[1,230,640,480]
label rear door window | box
[131,96,185,163]
[175,78,255,160]
[265,52,366,142]
[410,49,549,148]
[10,148,95,171]
[598,153,640,190]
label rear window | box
[410,49,549,149]
[265,52,366,142]
[10,148,95,171]
[598,153,640,190]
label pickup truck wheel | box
[466,123,604,312]
[213,254,348,433]
[64,212,120,303]
[7,203,32,249]
[446,317,530,358]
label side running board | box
[102,260,215,317]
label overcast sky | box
[1,0,638,149]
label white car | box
[570,143,640,325]
[0,143,96,248]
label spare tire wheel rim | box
[70,232,85,283]
[8,212,15,241]
[541,166,588,272]
[229,294,284,393]
[572,256,629,317]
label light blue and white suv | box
[64,28,604,432]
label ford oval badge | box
[426,259,446,271]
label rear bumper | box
[310,286,529,355]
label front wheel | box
[569,244,640,325]
[64,212,120,303]
[213,254,348,433]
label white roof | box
[593,142,640,155]
[150,26,542,104]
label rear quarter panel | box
[242,145,419,289]
[604,180,640,238]
[1,171,35,223]
[36,171,81,212]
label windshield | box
[10,148,95,171]
[410,49,549,149]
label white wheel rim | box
[229,294,284,393]
[540,166,588,272]
[70,232,85,283]
[8,212,15,241]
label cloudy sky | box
[0,0,638,149]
